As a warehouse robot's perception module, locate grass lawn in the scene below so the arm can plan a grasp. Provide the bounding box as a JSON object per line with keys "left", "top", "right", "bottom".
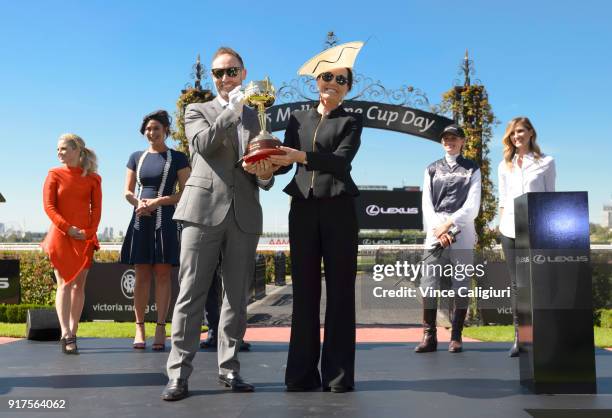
{"left": 463, "top": 325, "right": 612, "bottom": 349}
{"left": 1, "top": 323, "right": 611, "bottom": 349}
{"left": 0, "top": 322, "right": 181, "bottom": 339}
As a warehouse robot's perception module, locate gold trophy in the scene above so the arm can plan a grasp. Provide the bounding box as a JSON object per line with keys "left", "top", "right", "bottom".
{"left": 242, "top": 77, "right": 285, "bottom": 164}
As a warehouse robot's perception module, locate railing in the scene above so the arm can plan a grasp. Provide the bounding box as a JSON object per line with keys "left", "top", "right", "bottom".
{"left": 2, "top": 242, "right": 611, "bottom": 252}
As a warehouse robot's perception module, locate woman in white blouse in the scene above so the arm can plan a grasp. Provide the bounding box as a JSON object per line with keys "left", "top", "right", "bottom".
{"left": 498, "top": 116, "right": 556, "bottom": 357}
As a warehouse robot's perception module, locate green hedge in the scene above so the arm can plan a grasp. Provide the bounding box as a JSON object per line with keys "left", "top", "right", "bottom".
{"left": 1, "top": 250, "right": 291, "bottom": 305}
{"left": 258, "top": 251, "right": 290, "bottom": 284}
{"left": 1, "top": 251, "right": 55, "bottom": 305}
{"left": 0, "top": 303, "right": 54, "bottom": 323}
{"left": 4, "top": 249, "right": 608, "bottom": 310}
{"left": 599, "top": 309, "right": 612, "bottom": 328}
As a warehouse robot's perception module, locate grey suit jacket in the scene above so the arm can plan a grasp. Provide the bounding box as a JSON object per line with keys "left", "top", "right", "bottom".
{"left": 173, "top": 99, "right": 273, "bottom": 234}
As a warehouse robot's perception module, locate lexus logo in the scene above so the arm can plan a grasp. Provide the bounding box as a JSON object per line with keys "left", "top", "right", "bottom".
{"left": 366, "top": 205, "right": 380, "bottom": 216}
{"left": 532, "top": 255, "right": 589, "bottom": 264}
{"left": 121, "top": 269, "right": 136, "bottom": 300}
{"left": 366, "top": 205, "right": 419, "bottom": 216}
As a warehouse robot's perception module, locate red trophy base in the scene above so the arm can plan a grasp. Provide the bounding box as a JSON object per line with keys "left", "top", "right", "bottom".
{"left": 243, "top": 137, "right": 285, "bottom": 164}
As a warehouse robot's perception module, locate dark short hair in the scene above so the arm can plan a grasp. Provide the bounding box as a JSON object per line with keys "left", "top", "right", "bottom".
{"left": 317, "top": 68, "right": 354, "bottom": 91}
{"left": 140, "top": 110, "right": 172, "bottom": 137}
{"left": 346, "top": 68, "right": 353, "bottom": 91}
{"left": 212, "top": 47, "right": 244, "bottom": 68}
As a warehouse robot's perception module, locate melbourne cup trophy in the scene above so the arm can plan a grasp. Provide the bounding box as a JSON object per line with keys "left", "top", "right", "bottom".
{"left": 242, "top": 77, "right": 285, "bottom": 164}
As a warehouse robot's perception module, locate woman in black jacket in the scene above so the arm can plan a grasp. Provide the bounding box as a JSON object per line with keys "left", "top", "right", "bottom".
{"left": 269, "top": 42, "right": 363, "bottom": 393}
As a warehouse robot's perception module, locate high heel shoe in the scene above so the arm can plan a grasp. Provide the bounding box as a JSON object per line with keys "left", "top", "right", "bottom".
{"left": 152, "top": 323, "right": 166, "bottom": 351}
{"left": 133, "top": 322, "right": 146, "bottom": 349}
{"left": 62, "top": 336, "right": 79, "bottom": 355}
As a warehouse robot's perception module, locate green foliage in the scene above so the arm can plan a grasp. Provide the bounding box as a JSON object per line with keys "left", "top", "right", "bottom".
{"left": 94, "top": 250, "right": 120, "bottom": 263}
{"left": 0, "top": 232, "right": 46, "bottom": 243}
{"left": 1, "top": 251, "right": 56, "bottom": 305}
{"left": 590, "top": 223, "right": 612, "bottom": 244}
{"left": 462, "top": 324, "right": 612, "bottom": 348}
{"left": 600, "top": 309, "right": 612, "bottom": 328}
{"left": 0, "top": 321, "right": 172, "bottom": 338}
{"left": 265, "top": 255, "right": 275, "bottom": 284}
{"left": 439, "top": 84, "right": 498, "bottom": 250}
{"left": 171, "top": 88, "right": 215, "bottom": 157}
{"left": 257, "top": 251, "right": 290, "bottom": 284}
{"left": 0, "top": 304, "right": 54, "bottom": 323}
{"left": 3, "top": 249, "right": 290, "bottom": 310}
{"left": 592, "top": 261, "right": 612, "bottom": 318}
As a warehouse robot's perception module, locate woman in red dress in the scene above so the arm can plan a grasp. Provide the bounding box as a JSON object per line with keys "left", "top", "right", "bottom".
{"left": 41, "top": 133, "right": 102, "bottom": 354}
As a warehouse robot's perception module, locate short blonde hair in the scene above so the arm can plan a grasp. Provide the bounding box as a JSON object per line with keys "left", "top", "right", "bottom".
{"left": 502, "top": 117, "right": 542, "bottom": 169}
{"left": 58, "top": 133, "right": 98, "bottom": 176}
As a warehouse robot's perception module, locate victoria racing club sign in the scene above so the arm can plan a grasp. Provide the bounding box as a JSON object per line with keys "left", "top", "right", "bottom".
{"left": 83, "top": 263, "right": 179, "bottom": 321}
{"left": 121, "top": 269, "right": 136, "bottom": 299}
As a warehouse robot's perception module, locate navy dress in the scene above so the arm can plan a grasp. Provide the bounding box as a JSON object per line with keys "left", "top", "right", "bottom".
{"left": 120, "top": 149, "right": 189, "bottom": 266}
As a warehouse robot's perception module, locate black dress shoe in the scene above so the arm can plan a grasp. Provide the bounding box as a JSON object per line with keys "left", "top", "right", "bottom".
{"left": 199, "top": 330, "right": 217, "bottom": 349}
{"left": 218, "top": 372, "right": 254, "bottom": 392}
{"left": 161, "top": 379, "right": 188, "bottom": 401}
{"left": 239, "top": 340, "right": 251, "bottom": 352}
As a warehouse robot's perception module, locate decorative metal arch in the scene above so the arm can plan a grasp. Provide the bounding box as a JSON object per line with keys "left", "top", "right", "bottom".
{"left": 276, "top": 72, "right": 433, "bottom": 111}
{"left": 269, "top": 73, "right": 452, "bottom": 142}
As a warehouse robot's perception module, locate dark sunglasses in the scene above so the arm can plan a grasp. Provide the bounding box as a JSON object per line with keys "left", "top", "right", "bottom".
{"left": 211, "top": 67, "right": 242, "bottom": 79}
{"left": 317, "top": 72, "right": 349, "bottom": 86}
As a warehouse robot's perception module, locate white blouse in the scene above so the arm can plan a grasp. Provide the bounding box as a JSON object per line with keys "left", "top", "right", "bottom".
{"left": 498, "top": 153, "right": 556, "bottom": 238}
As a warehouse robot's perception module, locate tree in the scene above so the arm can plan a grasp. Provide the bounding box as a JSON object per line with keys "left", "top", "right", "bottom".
{"left": 171, "top": 55, "right": 215, "bottom": 157}
{"left": 172, "top": 88, "right": 214, "bottom": 157}
{"left": 437, "top": 51, "right": 498, "bottom": 250}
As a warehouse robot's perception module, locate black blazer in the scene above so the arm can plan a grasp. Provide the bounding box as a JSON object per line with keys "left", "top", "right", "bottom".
{"left": 276, "top": 106, "right": 362, "bottom": 199}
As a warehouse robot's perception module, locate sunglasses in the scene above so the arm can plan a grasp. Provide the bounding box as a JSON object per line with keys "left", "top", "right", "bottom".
{"left": 317, "top": 72, "right": 349, "bottom": 86}
{"left": 211, "top": 67, "right": 242, "bottom": 79}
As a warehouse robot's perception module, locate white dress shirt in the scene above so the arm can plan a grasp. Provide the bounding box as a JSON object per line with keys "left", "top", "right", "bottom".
{"left": 217, "top": 97, "right": 271, "bottom": 187}
{"left": 498, "top": 153, "right": 556, "bottom": 238}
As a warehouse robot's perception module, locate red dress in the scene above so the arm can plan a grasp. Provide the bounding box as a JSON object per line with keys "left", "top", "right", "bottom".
{"left": 41, "top": 166, "right": 102, "bottom": 283}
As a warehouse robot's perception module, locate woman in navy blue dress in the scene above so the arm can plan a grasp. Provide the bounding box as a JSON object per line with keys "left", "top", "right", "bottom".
{"left": 120, "top": 110, "right": 190, "bottom": 351}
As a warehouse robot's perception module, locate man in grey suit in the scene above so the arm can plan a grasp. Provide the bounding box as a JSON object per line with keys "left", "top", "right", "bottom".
{"left": 162, "top": 47, "right": 276, "bottom": 401}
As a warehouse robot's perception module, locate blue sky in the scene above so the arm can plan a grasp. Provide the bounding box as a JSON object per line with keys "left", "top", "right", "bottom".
{"left": 1, "top": 0, "right": 611, "bottom": 234}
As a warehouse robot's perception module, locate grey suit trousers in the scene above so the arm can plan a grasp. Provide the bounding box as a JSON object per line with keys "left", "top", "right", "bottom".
{"left": 166, "top": 205, "right": 258, "bottom": 379}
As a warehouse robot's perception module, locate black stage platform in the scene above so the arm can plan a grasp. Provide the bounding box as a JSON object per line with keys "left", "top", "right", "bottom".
{"left": 1, "top": 339, "right": 612, "bottom": 418}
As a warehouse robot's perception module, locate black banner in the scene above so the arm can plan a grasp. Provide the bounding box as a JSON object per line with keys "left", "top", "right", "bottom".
{"left": 477, "top": 262, "right": 512, "bottom": 325}
{"left": 0, "top": 259, "right": 20, "bottom": 304}
{"left": 355, "top": 190, "right": 422, "bottom": 230}
{"left": 267, "top": 100, "right": 453, "bottom": 141}
{"left": 83, "top": 263, "right": 180, "bottom": 322}
{"left": 82, "top": 261, "right": 264, "bottom": 321}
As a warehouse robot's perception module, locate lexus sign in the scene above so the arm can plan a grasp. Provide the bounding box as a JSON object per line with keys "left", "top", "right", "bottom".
{"left": 355, "top": 190, "right": 422, "bottom": 229}
{"left": 365, "top": 205, "right": 419, "bottom": 216}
